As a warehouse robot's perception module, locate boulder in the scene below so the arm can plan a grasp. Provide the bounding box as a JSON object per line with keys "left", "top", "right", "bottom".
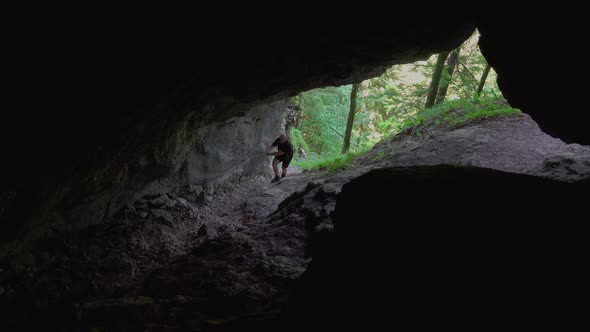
{"left": 150, "top": 209, "right": 174, "bottom": 224}
{"left": 286, "top": 166, "right": 590, "bottom": 331}
{"left": 175, "top": 197, "right": 189, "bottom": 209}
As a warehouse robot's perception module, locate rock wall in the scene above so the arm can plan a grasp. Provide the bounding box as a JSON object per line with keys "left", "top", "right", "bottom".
{"left": 477, "top": 9, "right": 590, "bottom": 144}
{"left": 108, "top": 99, "right": 286, "bottom": 217}
{"left": 360, "top": 113, "right": 590, "bottom": 182}
{"left": 180, "top": 101, "right": 284, "bottom": 186}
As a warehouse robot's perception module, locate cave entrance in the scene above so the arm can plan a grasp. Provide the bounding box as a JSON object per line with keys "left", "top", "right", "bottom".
{"left": 287, "top": 30, "right": 516, "bottom": 171}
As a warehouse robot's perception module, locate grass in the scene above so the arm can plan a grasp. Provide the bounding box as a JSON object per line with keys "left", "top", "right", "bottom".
{"left": 397, "top": 98, "right": 521, "bottom": 135}
{"left": 372, "top": 151, "right": 386, "bottom": 162}
{"left": 289, "top": 128, "right": 310, "bottom": 153}
{"left": 292, "top": 98, "right": 520, "bottom": 173}
{"left": 292, "top": 151, "right": 359, "bottom": 173}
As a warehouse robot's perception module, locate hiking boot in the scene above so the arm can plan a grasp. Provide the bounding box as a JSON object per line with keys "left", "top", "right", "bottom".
{"left": 271, "top": 176, "right": 281, "bottom": 183}
{"left": 281, "top": 173, "right": 286, "bottom": 179}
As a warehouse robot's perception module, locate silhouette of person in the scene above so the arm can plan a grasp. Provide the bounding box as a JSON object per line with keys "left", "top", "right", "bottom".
{"left": 266, "top": 133, "right": 294, "bottom": 183}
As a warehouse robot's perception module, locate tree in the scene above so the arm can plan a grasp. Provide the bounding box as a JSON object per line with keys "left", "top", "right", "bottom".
{"left": 342, "top": 83, "right": 360, "bottom": 154}
{"left": 477, "top": 63, "right": 492, "bottom": 95}
{"left": 425, "top": 51, "right": 450, "bottom": 108}
{"left": 356, "top": 123, "right": 364, "bottom": 150}
{"left": 284, "top": 105, "right": 301, "bottom": 139}
{"left": 292, "top": 85, "right": 351, "bottom": 155}
{"left": 435, "top": 47, "right": 461, "bottom": 105}
{"left": 291, "top": 29, "right": 504, "bottom": 158}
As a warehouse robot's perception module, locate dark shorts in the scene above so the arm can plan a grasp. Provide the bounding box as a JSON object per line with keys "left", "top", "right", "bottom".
{"left": 275, "top": 154, "right": 293, "bottom": 168}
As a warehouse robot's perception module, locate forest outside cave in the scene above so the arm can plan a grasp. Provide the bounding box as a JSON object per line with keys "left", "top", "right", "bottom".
{"left": 287, "top": 31, "right": 518, "bottom": 173}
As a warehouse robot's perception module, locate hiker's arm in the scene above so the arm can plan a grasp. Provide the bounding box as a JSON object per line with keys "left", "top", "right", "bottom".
{"left": 267, "top": 150, "right": 285, "bottom": 156}
{"left": 266, "top": 142, "right": 285, "bottom": 156}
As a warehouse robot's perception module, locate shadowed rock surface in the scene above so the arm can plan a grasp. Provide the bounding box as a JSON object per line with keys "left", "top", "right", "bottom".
{"left": 2, "top": 5, "right": 590, "bottom": 331}
{"left": 285, "top": 166, "right": 590, "bottom": 332}
{"left": 360, "top": 112, "right": 590, "bottom": 182}
{"left": 478, "top": 9, "right": 590, "bottom": 144}
{"left": 3, "top": 114, "right": 590, "bottom": 331}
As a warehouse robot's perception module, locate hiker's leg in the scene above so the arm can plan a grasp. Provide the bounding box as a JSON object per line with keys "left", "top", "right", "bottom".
{"left": 282, "top": 156, "right": 291, "bottom": 178}
{"left": 272, "top": 158, "right": 281, "bottom": 177}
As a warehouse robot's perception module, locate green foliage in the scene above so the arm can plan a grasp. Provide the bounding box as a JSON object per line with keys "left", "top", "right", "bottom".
{"left": 396, "top": 97, "right": 520, "bottom": 136}
{"left": 292, "top": 85, "right": 352, "bottom": 156}
{"left": 289, "top": 128, "right": 310, "bottom": 155}
{"left": 372, "top": 151, "right": 386, "bottom": 162}
{"left": 292, "top": 152, "right": 358, "bottom": 173}
{"left": 366, "top": 30, "right": 503, "bottom": 137}
{"left": 289, "top": 30, "right": 510, "bottom": 164}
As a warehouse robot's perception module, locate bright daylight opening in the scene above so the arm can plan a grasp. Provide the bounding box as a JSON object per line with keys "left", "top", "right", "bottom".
{"left": 287, "top": 31, "right": 519, "bottom": 172}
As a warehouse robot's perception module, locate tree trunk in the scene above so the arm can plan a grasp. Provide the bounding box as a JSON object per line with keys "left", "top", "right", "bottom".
{"left": 294, "top": 95, "right": 304, "bottom": 129}
{"left": 425, "top": 52, "right": 450, "bottom": 109}
{"left": 477, "top": 63, "right": 492, "bottom": 95}
{"left": 294, "top": 109, "right": 303, "bottom": 129}
{"left": 355, "top": 123, "right": 364, "bottom": 151}
{"left": 285, "top": 106, "right": 297, "bottom": 139}
{"left": 342, "top": 83, "right": 360, "bottom": 154}
{"left": 435, "top": 47, "right": 460, "bottom": 105}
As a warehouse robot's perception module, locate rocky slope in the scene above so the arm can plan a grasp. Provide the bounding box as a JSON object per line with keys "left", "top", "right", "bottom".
{"left": 359, "top": 112, "right": 590, "bottom": 182}
{"left": 282, "top": 113, "right": 590, "bottom": 331}
{"left": 3, "top": 113, "right": 590, "bottom": 331}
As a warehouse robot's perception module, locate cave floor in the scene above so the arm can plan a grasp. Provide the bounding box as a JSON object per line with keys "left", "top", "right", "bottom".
{"left": 95, "top": 112, "right": 590, "bottom": 331}
{"left": 4, "top": 113, "right": 590, "bottom": 331}
{"left": 68, "top": 164, "right": 329, "bottom": 331}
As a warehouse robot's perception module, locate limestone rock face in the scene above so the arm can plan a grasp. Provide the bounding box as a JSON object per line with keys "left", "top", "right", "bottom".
{"left": 360, "top": 113, "right": 590, "bottom": 182}
{"left": 107, "top": 99, "right": 285, "bottom": 218}
{"left": 180, "top": 100, "right": 284, "bottom": 186}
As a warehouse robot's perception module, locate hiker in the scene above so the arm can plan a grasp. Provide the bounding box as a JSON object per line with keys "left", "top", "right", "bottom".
{"left": 266, "top": 133, "right": 294, "bottom": 183}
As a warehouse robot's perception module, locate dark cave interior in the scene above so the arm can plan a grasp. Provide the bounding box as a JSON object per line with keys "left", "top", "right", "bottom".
{"left": 1, "top": 3, "right": 589, "bottom": 331}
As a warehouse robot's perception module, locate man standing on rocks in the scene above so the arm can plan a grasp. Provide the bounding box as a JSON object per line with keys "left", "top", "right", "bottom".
{"left": 266, "top": 133, "right": 294, "bottom": 183}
